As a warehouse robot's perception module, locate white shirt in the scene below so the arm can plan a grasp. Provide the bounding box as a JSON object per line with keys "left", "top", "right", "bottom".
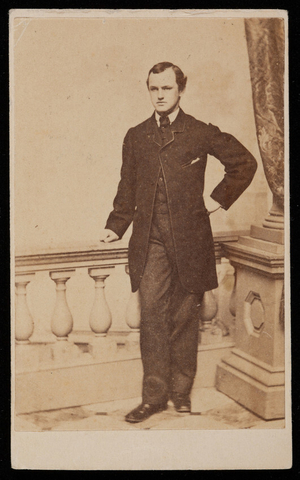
{"left": 155, "top": 108, "right": 180, "bottom": 127}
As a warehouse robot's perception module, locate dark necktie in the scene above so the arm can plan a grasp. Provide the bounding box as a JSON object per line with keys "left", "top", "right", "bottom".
{"left": 159, "top": 115, "right": 170, "bottom": 145}
{"left": 159, "top": 115, "right": 170, "bottom": 128}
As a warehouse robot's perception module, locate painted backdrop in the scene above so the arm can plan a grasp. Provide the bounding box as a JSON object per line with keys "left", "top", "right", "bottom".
{"left": 13, "top": 16, "right": 270, "bottom": 253}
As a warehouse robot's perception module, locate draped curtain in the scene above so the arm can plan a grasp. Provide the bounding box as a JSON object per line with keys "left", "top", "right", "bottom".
{"left": 244, "top": 18, "right": 285, "bottom": 212}
{"left": 245, "top": 18, "right": 285, "bottom": 326}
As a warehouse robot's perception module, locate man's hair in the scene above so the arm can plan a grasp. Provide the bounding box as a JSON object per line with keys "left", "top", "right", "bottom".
{"left": 146, "top": 62, "right": 187, "bottom": 92}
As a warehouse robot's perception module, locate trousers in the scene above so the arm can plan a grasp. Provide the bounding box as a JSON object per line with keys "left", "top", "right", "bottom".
{"left": 139, "top": 210, "right": 203, "bottom": 405}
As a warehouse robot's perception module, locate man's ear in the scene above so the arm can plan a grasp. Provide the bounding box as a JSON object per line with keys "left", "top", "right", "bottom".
{"left": 179, "top": 87, "right": 186, "bottom": 97}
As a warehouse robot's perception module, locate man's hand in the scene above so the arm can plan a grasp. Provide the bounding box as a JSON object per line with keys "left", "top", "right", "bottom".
{"left": 204, "top": 196, "right": 222, "bottom": 214}
{"left": 99, "top": 229, "right": 120, "bottom": 243}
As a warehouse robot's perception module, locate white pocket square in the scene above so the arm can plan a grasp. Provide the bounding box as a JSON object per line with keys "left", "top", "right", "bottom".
{"left": 190, "top": 157, "right": 201, "bottom": 165}
{"left": 182, "top": 157, "right": 201, "bottom": 168}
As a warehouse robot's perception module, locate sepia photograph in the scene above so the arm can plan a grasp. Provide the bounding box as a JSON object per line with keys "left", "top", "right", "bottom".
{"left": 10, "top": 9, "right": 291, "bottom": 470}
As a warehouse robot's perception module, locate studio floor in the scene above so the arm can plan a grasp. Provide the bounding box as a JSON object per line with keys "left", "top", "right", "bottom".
{"left": 14, "top": 386, "right": 285, "bottom": 432}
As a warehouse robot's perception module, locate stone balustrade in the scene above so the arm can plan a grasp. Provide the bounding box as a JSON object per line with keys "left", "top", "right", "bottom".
{"left": 14, "top": 232, "right": 246, "bottom": 368}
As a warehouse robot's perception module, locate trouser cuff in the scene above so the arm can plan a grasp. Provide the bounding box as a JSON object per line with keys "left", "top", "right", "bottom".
{"left": 142, "top": 375, "right": 169, "bottom": 404}
{"left": 171, "top": 373, "right": 195, "bottom": 395}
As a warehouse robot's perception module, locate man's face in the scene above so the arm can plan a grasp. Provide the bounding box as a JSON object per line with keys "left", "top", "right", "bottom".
{"left": 148, "top": 68, "right": 182, "bottom": 115}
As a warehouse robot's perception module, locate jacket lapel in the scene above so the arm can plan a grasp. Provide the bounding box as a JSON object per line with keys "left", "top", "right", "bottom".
{"left": 146, "top": 108, "right": 186, "bottom": 149}
{"left": 145, "top": 113, "right": 161, "bottom": 146}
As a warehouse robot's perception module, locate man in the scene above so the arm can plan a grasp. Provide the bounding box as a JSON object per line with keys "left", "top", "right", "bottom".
{"left": 100, "top": 62, "right": 257, "bottom": 423}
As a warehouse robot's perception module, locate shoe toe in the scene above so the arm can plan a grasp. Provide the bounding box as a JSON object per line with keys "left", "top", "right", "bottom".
{"left": 176, "top": 403, "right": 191, "bottom": 413}
{"left": 172, "top": 394, "right": 191, "bottom": 413}
{"left": 125, "top": 403, "right": 167, "bottom": 423}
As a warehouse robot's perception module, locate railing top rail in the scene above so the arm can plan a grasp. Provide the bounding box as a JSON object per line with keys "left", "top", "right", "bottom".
{"left": 15, "top": 239, "right": 129, "bottom": 257}
{"left": 14, "top": 230, "right": 249, "bottom": 272}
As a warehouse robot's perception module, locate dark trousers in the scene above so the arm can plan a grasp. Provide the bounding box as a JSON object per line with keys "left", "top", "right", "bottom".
{"left": 139, "top": 211, "right": 203, "bottom": 405}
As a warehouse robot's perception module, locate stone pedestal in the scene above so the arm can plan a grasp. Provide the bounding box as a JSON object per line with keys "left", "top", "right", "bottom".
{"left": 216, "top": 225, "right": 285, "bottom": 420}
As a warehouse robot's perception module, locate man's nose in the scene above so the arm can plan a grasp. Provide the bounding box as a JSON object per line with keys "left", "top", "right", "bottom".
{"left": 158, "top": 89, "right": 164, "bottom": 99}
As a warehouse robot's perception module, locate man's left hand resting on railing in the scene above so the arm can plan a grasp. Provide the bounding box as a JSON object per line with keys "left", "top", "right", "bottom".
{"left": 99, "top": 229, "right": 120, "bottom": 243}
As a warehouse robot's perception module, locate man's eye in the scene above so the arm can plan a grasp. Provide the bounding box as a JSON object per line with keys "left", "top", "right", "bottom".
{"left": 163, "top": 87, "right": 172, "bottom": 90}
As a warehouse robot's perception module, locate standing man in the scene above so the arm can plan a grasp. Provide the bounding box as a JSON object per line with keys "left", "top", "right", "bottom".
{"left": 100, "top": 62, "right": 257, "bottom": 423}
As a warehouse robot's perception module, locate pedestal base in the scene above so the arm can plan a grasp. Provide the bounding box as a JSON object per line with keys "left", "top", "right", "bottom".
{"left": 216, "top": 348, "right": 284, "bottom": 420}
{"left": 219, "top": 227, "right": 285, "bottom": 420}
{"left": 250, "top": 224, "right": 284, "bottom": 245}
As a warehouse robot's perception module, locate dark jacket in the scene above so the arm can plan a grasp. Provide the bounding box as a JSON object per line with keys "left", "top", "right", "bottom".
{"left": 105, "top": 108, "right": 257, "bottom": 293}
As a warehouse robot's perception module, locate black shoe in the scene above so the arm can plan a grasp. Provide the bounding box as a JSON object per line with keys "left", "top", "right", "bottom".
{"left": 171, "top": 393, "right": 191, "bottom": 413}
{"left": 125, "top": 402, "right": 168, "bottom": 423}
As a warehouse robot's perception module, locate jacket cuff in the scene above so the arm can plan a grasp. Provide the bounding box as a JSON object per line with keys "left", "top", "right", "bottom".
{"left": 210, "top": 192, "right": 227, "bottom": 210}
{"left": 104, "top": 221, "right": 125, "bottom": 240}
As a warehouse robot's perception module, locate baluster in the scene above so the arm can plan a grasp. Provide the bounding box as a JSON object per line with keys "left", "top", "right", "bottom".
{"left": 15, "top": 272, "right": 41, "bottom": 372}
{"left": 88, "top": 266, "right": 116, "bottom": 358}
{"left": 124, "top": 264, "right": 141, "bottom": 351}
{"left": 199, "top": 290, "right": 222, "bottom": 344}
{"left": 49, "top": 270, "right": 75, "bottom": 340}
{"left": 15, "top": 273, "right": 35, "bottom": 344}
{"left": 199, "top": 290, "right": 218, "bottom": 330}
{"left": 212, "top": 259, "right": 231, "bottom": 337}
{"left": 49, "top": 269, "right": 79, "bottom": 361}
{"left": 228, "top": 266, "right": 237, "bottom": 339}
{"left": 229, "top": 266, "right": 237, "bottom": 318}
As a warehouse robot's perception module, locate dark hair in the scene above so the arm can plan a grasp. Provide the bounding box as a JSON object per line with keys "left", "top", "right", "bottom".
{"left": 146, "top": 62, "right": 187, "bottom": 92}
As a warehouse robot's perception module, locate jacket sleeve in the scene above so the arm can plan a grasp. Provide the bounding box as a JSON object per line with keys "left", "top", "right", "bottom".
{"left": 105, "top": 128, "right": 137, "bottom": 238}
{"left": 207, "top": 123, "right": 258, "bottom": 210}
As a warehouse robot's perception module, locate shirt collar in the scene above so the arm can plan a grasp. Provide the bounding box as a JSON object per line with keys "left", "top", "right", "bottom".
{"left": 155, "top": 108, "right": 180, "bottom": 126}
